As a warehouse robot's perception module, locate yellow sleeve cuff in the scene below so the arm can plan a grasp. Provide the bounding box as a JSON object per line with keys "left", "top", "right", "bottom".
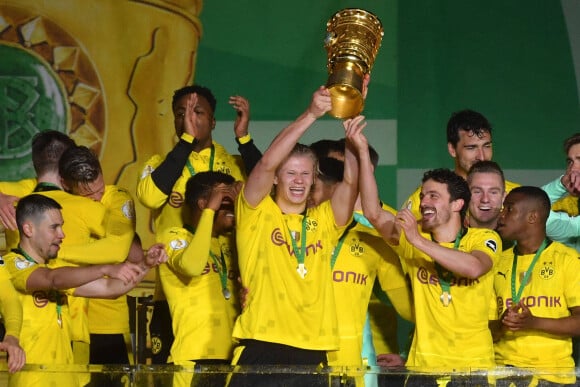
{"left": 181, "top": 133, "right": 195, "bottom": 143}
{"left": 236, "top": 134, "right": 252, "bottom": 145}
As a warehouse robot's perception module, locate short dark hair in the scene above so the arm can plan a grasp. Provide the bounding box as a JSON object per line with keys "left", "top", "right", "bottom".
{"left": 16, "top": 194, "right": 62, "bottom": 234}
{"left": 31, "top": 130, "right": 76, "bottom": 176}
{"left": 172, "top": 85, "right": 217, "bottom": 113}
{"left": 422, "top": 168, "right": 471, "bottom": 221}
{"left": 317, "top": 157, "right": 344, "bottom": 184}
{"left": 185, "top": 171, "right": 236, "bottom": 208}
{"left": 446, "top": 109, "right": 492, "bottom": 147}
{"left": 59, "top": 145, "right": 102, "bottom": 189}
{"left": 563, "top": 133, "right": 580, "bottom": 155}
{"left": 509, "top": 186, "right": 551, "bottom": 223}
{"left": 310, "top": 139, "right": 345, "bottom": 160}
{"left": 309, "top": 137, "right": 379, "bottom": 167}
{"left": 466, "top": 160, "right": 505, "bottom": 188}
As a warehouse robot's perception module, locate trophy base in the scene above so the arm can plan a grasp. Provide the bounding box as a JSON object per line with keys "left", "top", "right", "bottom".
{"left": 327, "top": 85, "right": 364, "bottom": 119}
{"left": 326, "top": 60, "right": 365, "bottom": 119}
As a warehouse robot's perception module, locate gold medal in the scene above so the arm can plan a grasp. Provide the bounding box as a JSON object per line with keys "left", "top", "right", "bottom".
{"left": 57, "top": 314, "right": 63, "bottom": 328}
{"left": 297, "top": 263, "right": 308, "bottom": 279}
{"left": 440, "top": 291, "right": 452, "bottom": 307}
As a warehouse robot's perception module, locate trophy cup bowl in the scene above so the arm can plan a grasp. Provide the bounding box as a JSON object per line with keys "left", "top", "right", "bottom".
{"left": 324, "top": 8, "right": 384, "bottom": 119}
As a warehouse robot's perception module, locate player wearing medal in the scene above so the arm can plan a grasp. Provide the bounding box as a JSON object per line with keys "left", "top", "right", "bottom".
{"left": 137, "top": 85, "right": 256, "bottom": 364}
{"left": 403, "top": 110, "right": 519, "bottom": 220}
{"left": 352, "top": 124, "right": 500, "bottom": 383}
{"left": 308, "top": 139, "right": 413, "bottom": 385}
{"left": 229, "top": 87, "right": 359, "bottom": 387}
{"left": 157, "top": 171, "right": 240, "bottom": 387}
{"left": 492, "top": 186, "right": 580, "bottom": 386}
{"left": 4, "top": 194, "right": 166, "bottom": 387}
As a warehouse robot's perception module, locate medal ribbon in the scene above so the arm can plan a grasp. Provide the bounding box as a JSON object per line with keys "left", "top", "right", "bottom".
{"left": 186, "top": 145, "right": 215, "bottom": 176}
{"left": 184, "top": 224, "right": 230, "bottom": 299}
{"left": 286, "top": 213, "right": 308, "bottom": 277}
{"left": 330, "top": 219, "right": 358, "bottom": 270}
{"left": 432, "top": 229, "right": 464, "bottom": 301}
{"left": 511, "top": 238, "right": 548, "bottom": 304}
{"left": 209, "top": 248, "right": 230, "bottom": 299}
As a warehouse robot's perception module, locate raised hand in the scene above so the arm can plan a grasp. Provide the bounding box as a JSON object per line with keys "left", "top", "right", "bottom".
{"left": 562, "top": 168, "right": 580, "bottom": 196}
{"left": 307, "top": 86, "right": 332, "bottom": 119}
{"left": 184, "top": 93, "right": 201, "bottom": 138}
{"left": 395, "top": 209, "right": 421, "bottom": 245}
{"left": 0, "top": 192, "right": 19, "bottom": 230}
{"left": 206, "top": 185, "right": 238, "bottom": 212}
{"left": 344, "top": 115, "right": 368, "bottom": 153}
{"left": 229, "top": 96, "right": 251, "bottom": 138}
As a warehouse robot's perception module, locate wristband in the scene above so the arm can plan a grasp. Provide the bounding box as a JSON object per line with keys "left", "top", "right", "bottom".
{"left": 235, "top": 134, "right": 252, "bottom": 145}
{"left": 181, "top": 133, "right": 195, "bottom": 144}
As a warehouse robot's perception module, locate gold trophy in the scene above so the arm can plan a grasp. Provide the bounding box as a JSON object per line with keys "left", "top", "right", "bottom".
{"left": 324, "top": 8, "right": 384, "bottom": 119}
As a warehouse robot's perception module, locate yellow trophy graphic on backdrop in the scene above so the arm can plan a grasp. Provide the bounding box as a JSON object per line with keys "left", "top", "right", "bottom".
{"left": 324, "top": 8, "right": 384, "bottom": 119}
{"left": 0, "top": 0, "right": 202, "bottom": 246}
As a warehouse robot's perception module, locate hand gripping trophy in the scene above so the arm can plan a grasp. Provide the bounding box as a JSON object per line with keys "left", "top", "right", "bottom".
{"left": 324, "top": 8, "right": 384, "bottom": 119}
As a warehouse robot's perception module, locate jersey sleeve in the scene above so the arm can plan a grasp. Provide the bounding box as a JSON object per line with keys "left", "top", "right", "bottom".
{"left": 165, "top": 210, "right": 215, "bottom": 277}
{"left": 0, "top": 179, "right": 37, "bottom": 196}
{"left": 58, "top": 189, "right": 135, "bottom": 265}
{"left": 469, "top": 229, "right": 502, "bottom": 261}
{"left": 0, "top": 263, "right": 22, "bottom": 338}
{"left": 542, "top": 176, "right": 568, "bottom": 204}
{"left": 137, "top": 135, "right": 196, "bottom": 209}
{"left": 136, "top": 154, "right": 168, "bottom": 209}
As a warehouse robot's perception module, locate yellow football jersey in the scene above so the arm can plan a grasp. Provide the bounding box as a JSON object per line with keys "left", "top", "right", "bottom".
{"left": 493, "top": 241, "right": 580, "bottom": 384}
{"left": 136, "top": 141, "right": 245, "bottom": 234}
{"left": 0, "top": 262, "right": 22, "bottom": 339}
{"left": 83, "top": 186, "right": 135, "bottom": 336}
{"left": 327, "top": 216, "right": 409, "bottom": 367}
{"left": 40, "top": 189, "right": 106, "bottom": 347}
{"left": 0, "top": 178, "right": 37, "bottom": 251}
{"left": 394, "top": 227, "right": 501, "bottom": 369}
{"left": 233, "top": 192, "right": 345, "bottom": 351}
{"left": 158, "top": 220, "right": 240, "bottom": 362}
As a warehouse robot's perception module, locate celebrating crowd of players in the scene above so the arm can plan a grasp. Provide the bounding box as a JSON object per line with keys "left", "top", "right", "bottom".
{"left": 0, "top": 80, "right": 580, "bottom": 387}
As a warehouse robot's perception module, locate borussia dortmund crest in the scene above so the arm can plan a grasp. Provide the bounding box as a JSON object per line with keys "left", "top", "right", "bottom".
{"left": 349, "top": 238, "right": 364, "bottom": 257}
{"left": 539, "top": 261, "right": 555, "bottom": 280}
{"left": 306, "top": 218, "right": 318, "bottom": 232}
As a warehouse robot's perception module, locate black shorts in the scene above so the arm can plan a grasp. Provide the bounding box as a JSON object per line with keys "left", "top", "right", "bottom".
{"left": 227, "top": 339, "right": 329, "bottom": 387}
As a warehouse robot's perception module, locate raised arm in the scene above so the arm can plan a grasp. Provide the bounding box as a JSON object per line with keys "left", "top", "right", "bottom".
{"left": 243, "top": 87, "right": 331, "bottom": 207}
{"left": 230, "top": 95, "right": 262, "bottom": 175}
{"left": 137, "top": 93, "right": 203, "bottom": 207}
{"left": 347, "top": 119, "right": 398, "bottom": 242}
{"left": 330, "top": 117, "right": 362, "bottom": 227}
